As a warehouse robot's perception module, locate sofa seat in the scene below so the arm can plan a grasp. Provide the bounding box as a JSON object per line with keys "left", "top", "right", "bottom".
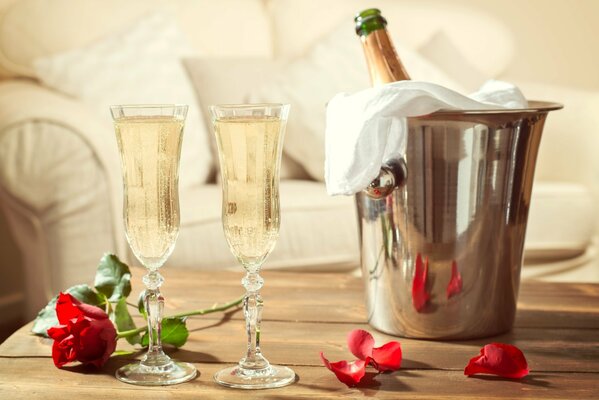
{"left": 521, "top": 181, "right": 597, "bottom": 282}
{"left": 525, "top": 182, "right": 595, "bottom": 262}
{"left": 166, "top": 180, "right": 360, "bottom": 272}
{"left": 165, "top": 180, "right": 596, "bottom": 276}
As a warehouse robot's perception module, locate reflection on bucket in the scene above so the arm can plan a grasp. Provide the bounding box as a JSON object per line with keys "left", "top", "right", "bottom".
{"left": 356, "top": 101, "right": 562, "bottom": 339}
{"left": 411, "top": 254, "right": 430, "bottom": 312}
{"left": 446, "top": 261, "right": 462, "bottom": 299}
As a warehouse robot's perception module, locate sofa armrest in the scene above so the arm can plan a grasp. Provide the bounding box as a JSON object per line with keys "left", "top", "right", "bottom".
{"left": 519, "top": 81, "right": 599, "bottom": 189}
{"left": 517, "top": 81, "right": 599, "bottom": 279}
{"left": 0, "top": 80, "right": 125, "bottom": 316}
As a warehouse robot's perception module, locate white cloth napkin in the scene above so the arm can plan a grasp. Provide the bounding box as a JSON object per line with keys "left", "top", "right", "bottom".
{"left": 325, "top": 80, "right": 527, "bottom": 196}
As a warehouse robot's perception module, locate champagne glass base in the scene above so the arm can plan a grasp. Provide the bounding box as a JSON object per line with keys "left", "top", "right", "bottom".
{"left": 116, "top": 361, "right": 197, "bottom": 386}
{"left": 214, "top": 365, "right": 295, "bottom": 389}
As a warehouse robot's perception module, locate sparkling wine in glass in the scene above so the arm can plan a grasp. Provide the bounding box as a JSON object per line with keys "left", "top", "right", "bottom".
{"left": 211, "top": 104, "right": 295, "bottom": 389}
{"left": 111, "top": 104, "right": 197, "bottom": 385}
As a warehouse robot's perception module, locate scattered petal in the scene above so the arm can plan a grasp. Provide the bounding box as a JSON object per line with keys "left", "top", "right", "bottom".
{"left": 412, "top": 254, "right": 430, "bottom": 311}
{"left": 446, "top": 260, "right": 463, "bottom": 299}
{"left": 322, "top": 329, "right": 403, "bottom": 385}
{"left": 464, "top": 343, "right": 530, "bottom": 379}
{"left": 371, "top": 341, "right": 402, "bottom": 372}
{"left": 320, "top": 352, "right": 368, "bottom": 387}
{"left": 347, "top": 329, "right": 374, "bottom": 360}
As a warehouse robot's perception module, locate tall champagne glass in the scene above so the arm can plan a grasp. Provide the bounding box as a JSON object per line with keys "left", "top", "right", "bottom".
{"left": 111, "top": 105, "right": 197, "bottom": 385}
{"left": 211, "top": 104, "right": 295, "bottom": 389}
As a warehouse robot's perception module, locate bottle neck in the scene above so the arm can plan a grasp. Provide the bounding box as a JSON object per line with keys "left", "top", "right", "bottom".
{"left": 360, "top": 28, "right": 411, "bottom": 86}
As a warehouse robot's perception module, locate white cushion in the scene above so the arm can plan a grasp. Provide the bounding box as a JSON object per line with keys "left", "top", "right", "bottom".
{"left": 33, "top": 12, "right": 212, "bottom": 190}
{"left": 183, "top": 57, "right": 309, "bottom": 180}
{"left": 0, "top": 0, "right": 271, "bottom": 78}
{"left": 418, "top": 31, "right": 488, "bottom": 92}
{"left": 248, "top": 23, "right": 466, "bottom": 181}
{"left": 167, "top": 180, "right": 360, "bottom": 271}
{"left": 267, "top": 0, "right": 514, "bottom": 78}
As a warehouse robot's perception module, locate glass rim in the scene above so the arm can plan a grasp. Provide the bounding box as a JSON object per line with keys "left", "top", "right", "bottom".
{"left": 210, "top": 103, "right": 289, "bottom": 110}
{"left": 110, "top": 104, "right": 188, "bottom": 110}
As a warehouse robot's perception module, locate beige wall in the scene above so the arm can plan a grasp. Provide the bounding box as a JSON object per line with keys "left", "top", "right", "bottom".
{"left": 452, "top": 0, "right": 599, "bottom": 90}
{"left": 0, "top": 0, "right": 596, "bottom": 89}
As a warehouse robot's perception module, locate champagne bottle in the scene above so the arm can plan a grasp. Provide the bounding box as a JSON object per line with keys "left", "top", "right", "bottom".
{"left": 355, "top": 8, "right": 409, "bottom": 198}
{"left": 355, "top": 8, "right": 410, "bottom": 86}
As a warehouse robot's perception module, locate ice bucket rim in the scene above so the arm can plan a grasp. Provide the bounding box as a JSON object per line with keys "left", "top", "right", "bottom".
{"left": 416, "top": 100, "right": 562, "bottom": 118}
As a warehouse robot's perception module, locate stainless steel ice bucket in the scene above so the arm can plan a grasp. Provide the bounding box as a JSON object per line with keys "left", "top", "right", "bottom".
{"left": 356, "top": 101, "right": 562, "bottom": 339}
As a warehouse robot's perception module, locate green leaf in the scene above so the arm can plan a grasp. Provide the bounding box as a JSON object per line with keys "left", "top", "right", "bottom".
{"left": 31, "top": 284, "right": 102, "bottom": 337}
{"left": 113, "top": 298, "right": 140, "bottom": 345}
{"left": 161, "top": 317, "right": 189, "bottom": 347}
{"left": 94, "top": 253, "right": 132, "bottom": 302}
{"left": 140, "top": 317, "right": 188, "bottom": 348}
{"left": 69, "top": 285, "right": 103, "bottom": 306}
{"left": 137, "top": 290, "right": 147, "bottom": 319}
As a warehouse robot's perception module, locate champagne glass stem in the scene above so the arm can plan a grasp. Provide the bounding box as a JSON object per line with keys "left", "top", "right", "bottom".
{"left": 241, "top": 271, "right": 268, "bottom": 370}
{"left": 112, "top": 104, "right": 196, "bottom": 385}
{"left": 142, "top": 271, "right": 168, "bottom": 366}
{"left": 212, "top": 103, "right": 294, "bottom": 388}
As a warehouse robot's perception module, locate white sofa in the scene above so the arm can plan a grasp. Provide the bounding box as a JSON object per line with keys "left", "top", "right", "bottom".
{"left": 0, "top": 0, "right": 597, "bottom": 319}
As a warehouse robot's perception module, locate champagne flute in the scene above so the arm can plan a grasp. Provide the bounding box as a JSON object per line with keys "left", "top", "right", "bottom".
{"left": 111, "top": 104, "right": 197, "bottom": 385}
{"left": 211, "top": 104, "right": 295, "bottom": 389}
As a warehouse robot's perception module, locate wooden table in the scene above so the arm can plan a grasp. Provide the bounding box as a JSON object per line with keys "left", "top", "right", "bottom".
{"left": 1, "top": 267, "right": 598, "bottom": 399}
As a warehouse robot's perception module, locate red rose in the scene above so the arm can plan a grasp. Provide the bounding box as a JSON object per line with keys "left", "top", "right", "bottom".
{"left": 47, "top": 293, "right": 117, "bottom": 368}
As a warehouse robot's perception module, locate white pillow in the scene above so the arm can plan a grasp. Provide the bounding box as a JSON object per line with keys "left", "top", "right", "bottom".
{"left": 183, "top": 57, "right": 309, "bottom": 181}
{"left": 33, "top": 12, "right": 212, "bottom": 191}
{"left": 418, "top": 31, "right": 488, "bottom": 92}
{"left": 248, "top": 22, "right": 466, "bottom": 181}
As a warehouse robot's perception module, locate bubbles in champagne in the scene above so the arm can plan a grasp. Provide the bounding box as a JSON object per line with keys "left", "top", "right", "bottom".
{"left": 115, "top": 116, "right": 183, "bottom": 269}
{"left": 214, "top": 116, "right": 283, "bottom": 270}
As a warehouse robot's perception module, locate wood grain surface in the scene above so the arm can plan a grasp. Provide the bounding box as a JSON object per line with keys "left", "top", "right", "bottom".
{"left": 1, "top": 267, "right": 598, "bottom": 399}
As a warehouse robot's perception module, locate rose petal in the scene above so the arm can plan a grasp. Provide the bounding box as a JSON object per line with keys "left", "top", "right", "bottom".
{"left": 371, "top": 341, "right": 402, "bottom": 372}
{"left": 71, "top": 317, "right": 116, "bottom": 368}
{"left": 464, "top": 343, "right": 530, "bottom": 379}
{"left": 56, "top": 293, "right": 110, "bottom": 325}
{"left": 55, "top": 293, "right": 85, "bottom": 324}
{"left": 320, "top": 352, "right": 368, "bottom": 387}
{"left": 77, "top": 302, "right": 111, "bottom": 320}
{"left": 96, "top": 325, "right": 118, "bottom": 367}
{"left": 412, "top": 254, "right": 430, "bottom": 312}
{"left": 446, "top": 260, "right": 463, "bottom": 299}
{"left": 77, "top": 318, "right": 117, "bottom": 368}
{"left": 51, "top": 334, "right": 77, "bottom": 368}
{"left": 47, "top": 324, "right": 70, "bottom": 342}
{"left": 347, "top": 329, "right": 374, "bottom": 360}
